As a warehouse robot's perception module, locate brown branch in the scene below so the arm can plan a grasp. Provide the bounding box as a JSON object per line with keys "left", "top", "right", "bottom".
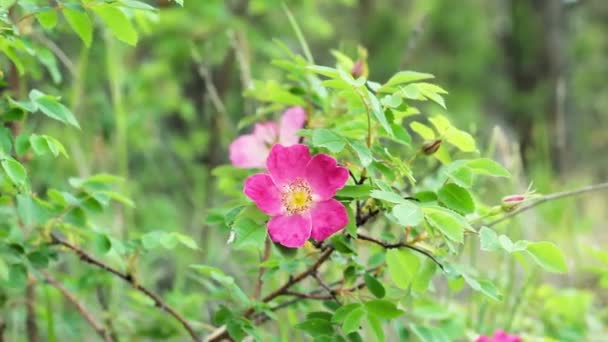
{"left": 485, "top": 181, "right": 608, "bottom": 228}
{"left": 312, "top": 272, "right": 341, "bottom": 304}
{"left": 357, "top": 233, "right": 444, "bottom": 270}
{"left": 41, "top": 271, "right": 112, "bottom": 342}
{"left": 50, "top": 233, "right": 200, "bottom": 342}
{"left": 282, "top": 291, "right": 333, "bottom": 300}
{"left": 207, "top": 248, "right": 335, "bottom": 341}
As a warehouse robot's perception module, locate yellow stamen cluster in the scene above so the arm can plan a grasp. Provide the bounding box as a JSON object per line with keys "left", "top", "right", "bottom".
{"left": 282, "top": 179, "right": 313, "bottom": 214}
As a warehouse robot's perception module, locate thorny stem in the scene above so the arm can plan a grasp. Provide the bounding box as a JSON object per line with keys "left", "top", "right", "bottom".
{"left": 50, "top": 233, "right": 200, "bottom": 342}
{"left": 484, "top": 181, "right": 608, "bottom": 228}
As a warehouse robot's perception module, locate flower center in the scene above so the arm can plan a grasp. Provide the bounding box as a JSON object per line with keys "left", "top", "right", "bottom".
{"left": 282, "top": 179, "right": 313, "bottom": 214}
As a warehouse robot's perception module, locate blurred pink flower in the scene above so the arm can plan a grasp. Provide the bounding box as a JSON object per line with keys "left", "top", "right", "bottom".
{"left": 229, "top": 107, "right": 307, "bottom": 168}
{"left": 476, "top": 330, "right": 522, "bottom": 342}
{"left": 243, "top": 144, "right": 349, "bottom": 248}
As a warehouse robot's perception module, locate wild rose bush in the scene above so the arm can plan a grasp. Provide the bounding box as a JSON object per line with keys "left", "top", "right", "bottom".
{"left": 1, "top": 1, "right": 578, "bottom": 341}
{"left": 206, "top": 48, "right": 565, "bottom": 341}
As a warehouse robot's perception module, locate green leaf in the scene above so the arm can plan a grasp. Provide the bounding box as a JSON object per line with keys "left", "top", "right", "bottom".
{"left": 392, "top": 202, "right": 424, "bottom": 226}
{"left": 364, "top": 299, "right": 404, "bottom": 319}
{"left": 417, "top": 83, "right": 447, "bottom": 109}
{"left": 295, "top": 318, "right": 334, "bottom": 337}
{"left": 29, "top": 90, "right": 80, "bottom": 128}
{"left": 410, "top": 122, "right": 435, "bottom": 140}
{"left": 14, "top": 135, "right": 30, "bottom": 156}
{"left": 1, "top": 157, "right": 27, "bottom": 187}
{"left": 173, "top": 233, "right": 199, "bottom": 250}
{"left": 336, "top": 185, "right": 373, "bottom": 198}
{"left": 306, "top": 65, "right": 339, "bottom": 78}
{"left": 8, "top": 263, "right": 27, "bottom": 288}
{"left": 0, "top": 126, "right": 12, "bottom": 156}
{"left": 525, "top": 241, "right": 567, "bottom": 273}
{"left": 423, "top": 207, "right": 470, "bottom": 243}
{"left": 479, "top": 227, "right": 500, "bottom": 252}
{"left": 349, "top": 140, "right": 373, "bottom": 167}
{"left": 462, "top": 274, "right": 503, "bottom": 301}
{"left": 412, "top": 259, "right": 437, "bottom": 293}
{"left": 93, "top": 4, "right": 138, "bottom": 46}
{"left": 8, "top": 97, "right": 36, "bottom": 112}
{"left": 345, "top": 206, "right": 357, "bottom": 237}
{"left": 36, "top": 10, "right": 57, "bottom": 29}
{"left": 386, "top": 248, "right": 420, "bottom": 289}
{"left": 232, "top": 218, "right": 266, "bottom": 250}
{"left": 383, "top": 71, "right": 434, "bottom": 88}
{"left": 333, "top": 303, "right": 362, "bottom": 323}
{"left": 390, "top": 123, "right": 411, "bottom": 145}
{"left": 29, "top": 134, "right": 68, "bottom": 158}
{"left": 312, "top": 129, "right": 346, "bottom": 153}
{"left": 466, "top": 159, "right": 511, "bottom": 178}
{"left": 364, "top": 273, "right": 385, "bottom": 298}
{"left": 370, "top": 190, "right": 406, "bottom": 204}
{"left": 437, "top": 183, "right": 475, "bottom": 214}
{"left": 63, "top": 8, "right": 93, "bottom": 47}
{"left": 342, "top": 307, "right": 365, "bottom": 334}
{"left": 367, "top": 90, "right": 393, "bottom": 136}
{"left": 367, "top": 314, "right": 385, "bottom": 342}
{"left": 446, "top": 130, "right": 476, "bottom": 152}
{"left": 443, "top": 161, "right": 474, "bottom": 188}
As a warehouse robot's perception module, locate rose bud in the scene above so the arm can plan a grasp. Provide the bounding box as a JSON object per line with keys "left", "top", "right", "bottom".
{"left": 351, "top": 59, "right": 366, "bottom": 79}
{"left": 422, "top": 139, "right": 442, "bottom": 155}
{"left": 501, "top": 194, "right": 526, "bottom": 212}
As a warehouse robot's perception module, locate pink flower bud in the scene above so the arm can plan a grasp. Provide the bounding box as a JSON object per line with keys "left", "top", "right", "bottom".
{"left": 502, "top": 194, "right": 526, "bottom": 203}
{"left": 501, "top": 194, "right": 526, "bottom": 212}
{"left": 422, "top": 140, "right": 442, "bottom": 155}
{"left": 351, "top": 60, "right": 365, "bottom": 79}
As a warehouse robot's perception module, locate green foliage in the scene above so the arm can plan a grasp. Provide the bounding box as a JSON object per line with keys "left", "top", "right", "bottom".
{"left": 0, "top": 0, "right": 602, "bottom": 341}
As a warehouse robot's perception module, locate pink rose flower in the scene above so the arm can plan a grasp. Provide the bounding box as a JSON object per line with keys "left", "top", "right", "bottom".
{"left": 229, "top": 107, "right": 307, "bottom": 168}
{"left": 243, "top": 144, "right": 350, "bottom": 248}
{"left": 476, "top": 330, "right": 522, "bottom": 342}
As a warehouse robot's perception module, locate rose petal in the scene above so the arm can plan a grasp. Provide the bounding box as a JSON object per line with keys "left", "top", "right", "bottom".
{"left": 474, "top": 337, "right": 491, "bottom": 342}
{"left": 266, "top": 144, "right": 311, "bottom": 187}
{"left": 310, "top": 199, "right": 348, "bottom": 241}
{"left": 253, "top": 122, "right": 279, "bottom": 144}
{"left": 267, "top": 214, "right": 312, "bottom": 248}
{"left": 305, "top": 154, "right": 349, "bottom": 200}
{"left": 229, "top": 134, "right": 269, "bottom": 169}
{"left": 243, "top": 174, "right": 283, "bottom": 215}
{"left": 279, "top": 107, "right": 307, "bottom": 145}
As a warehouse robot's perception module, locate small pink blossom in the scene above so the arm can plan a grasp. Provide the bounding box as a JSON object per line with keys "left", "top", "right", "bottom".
{"left": 243, "top": 144, "right": 349, "bottom": 248}
{"left": 502, "top": 194, "right": 526, "bottom": 203}
{"left": 229, "top": 107, "right": 307, "bottom": 168}
{"left": 476, "top": 330, "right": 522, "bottom": 342}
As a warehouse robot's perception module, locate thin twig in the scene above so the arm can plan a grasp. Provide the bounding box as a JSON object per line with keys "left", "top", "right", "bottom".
{"left": 282, "top": 291, "right": 332, "bottom": 300}
{"left": 485, "top": 181, "right": 608, "bottom": 228}
{"left": 41, "top": 271, "right": 112, "bottom": 342}
{"left": 357, "top": 233, "right": 444, "bottom": 270}
{"left": 50, "top": 233, "right": 200, "bottom": 342}
{"left": 312, "top": 272, "right": 341, "bottom": 304}
{"left": 253, "top": 238, "right": 272, "bottom": 300}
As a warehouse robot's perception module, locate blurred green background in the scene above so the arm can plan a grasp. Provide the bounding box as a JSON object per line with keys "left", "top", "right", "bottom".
{"left": 2, "top": 0, "right": 608, "bottom": 340}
